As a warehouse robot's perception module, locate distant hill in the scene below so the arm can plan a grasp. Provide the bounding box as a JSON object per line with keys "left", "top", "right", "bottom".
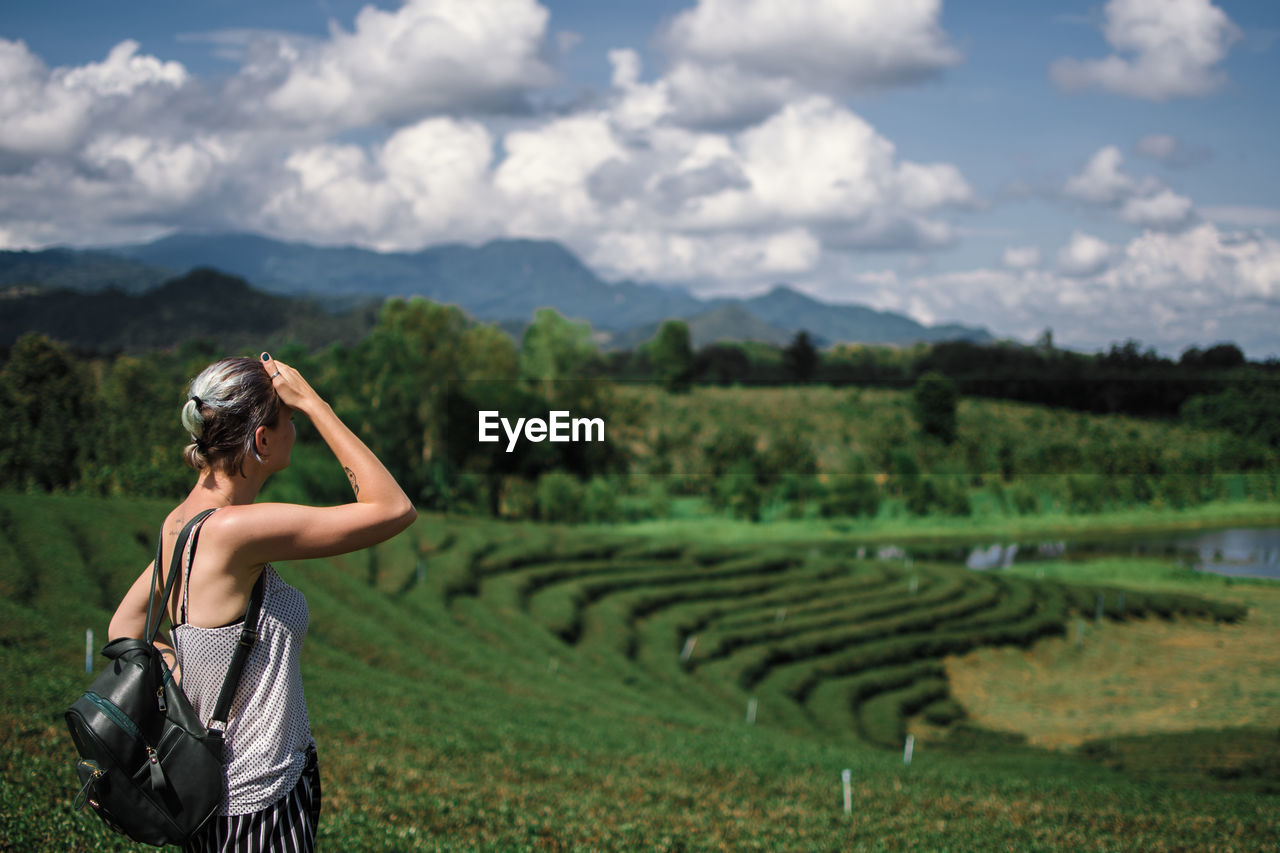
{"left": 0, "top": 268, "right": 376, "bottom": 353}
{"left": 610, "top": 303, "right": 794, "bottom": 350}
{"left": 0, "top": 248, "right": 171, "bottom": 294}
{"left": 121, "top": 233, "right": 706, "bottom": 331}
{"left": 741, "top": 285, "right": 990, "bottom": 346}
{"left": 11, "top": 232, "right": 993, "bottom": 349}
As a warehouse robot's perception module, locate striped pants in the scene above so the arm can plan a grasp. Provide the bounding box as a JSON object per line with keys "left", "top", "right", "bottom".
{"left": 184, "top": 747, "right": 322, "bottom": 853}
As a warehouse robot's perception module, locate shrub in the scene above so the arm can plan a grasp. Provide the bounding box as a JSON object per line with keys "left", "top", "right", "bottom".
{"left": 1009, "top": 483, "right": 1040, "bottom": 515}
{"left": 820, "top": 476, "right": 882, "bottom": 518}
{"left": 583, "top": 476, "right": 621, "bottom": 523}
{"left": 905, "top": 477, "right": 971, "bottom": 517}
{"left": 535, "top": 471, "right": 583, "bottom": 522}
{"left": 1066, "top": 474, "right": 1109, "bottom": 514}
{"left": 912, "top": 371, "right": 959, "bottom": 444}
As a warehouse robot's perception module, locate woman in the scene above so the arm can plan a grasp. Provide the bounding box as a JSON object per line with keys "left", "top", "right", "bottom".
{"left": 108, "top": 353, "right": 416, "bottom": 852}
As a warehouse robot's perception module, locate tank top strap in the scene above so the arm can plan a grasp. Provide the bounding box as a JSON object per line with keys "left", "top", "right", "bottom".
{"left": 177, "top": 508, "right": 219, "bottom": 627}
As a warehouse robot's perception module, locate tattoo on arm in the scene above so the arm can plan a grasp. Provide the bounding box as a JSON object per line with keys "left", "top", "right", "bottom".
{"left": 345, "top": 467, "right": 360, "bottom": 498}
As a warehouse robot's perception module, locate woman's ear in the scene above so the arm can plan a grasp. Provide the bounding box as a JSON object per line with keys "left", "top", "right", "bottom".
{"left": 254, "top": 424, "right": 271, "bottom": 458}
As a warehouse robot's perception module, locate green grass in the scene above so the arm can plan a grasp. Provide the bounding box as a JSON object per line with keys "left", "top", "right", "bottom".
{"left": 605, "top": 497, "right": 1280, "bottom": 546}
{"left": 3, "top": 491, "right": 1278, "bottom": 851}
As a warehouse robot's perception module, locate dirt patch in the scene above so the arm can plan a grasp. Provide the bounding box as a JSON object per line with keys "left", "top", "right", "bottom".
{"left": 945, "top": 587, "right": 1280, "bottom": 749}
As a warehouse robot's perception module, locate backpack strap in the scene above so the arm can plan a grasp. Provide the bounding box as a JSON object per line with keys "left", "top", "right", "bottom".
{"left": 205, "top": 572, "right": 265, "bottom": 755}
{"left": 144, "top": 507, "right": 266, "bottom": 755}
{"left": 145, "top": 509, "right": 218, "bottom": 645}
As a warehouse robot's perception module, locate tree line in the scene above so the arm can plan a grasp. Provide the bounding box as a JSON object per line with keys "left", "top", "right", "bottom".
{"left": 2, "top": 301, "right": 1277, "bottom": 523}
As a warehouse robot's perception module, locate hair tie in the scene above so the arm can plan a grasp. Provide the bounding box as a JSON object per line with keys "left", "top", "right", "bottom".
{"left": 191, "top": 395, "right": 203, "bottom": 408}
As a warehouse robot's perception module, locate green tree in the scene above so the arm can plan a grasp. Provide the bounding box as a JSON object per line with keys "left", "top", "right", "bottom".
{"left": 911, "top": 371, "right": 959, "bottom": 444}
{"left": 345, "top": 298, "right": 469, "bottom": 504}
{"left": 0, "top": 333, "right": 92, "bottom": 490}
{"left": 519, "top": 308, "right": 598, "bottom": 399}
{"left": 643, "top": 320, "right": 693, "bottom": 392}
{"left": 81, "top": 352, "right": 190, "bottom": 497}
{"left": 782, "top": 331, "right": 819, "bottom": 382}
{"left": 536, "top": 470, "right": 585, "bottom": 523}
{"left": 820, "top": 476, "right": 881, "bottom": 518}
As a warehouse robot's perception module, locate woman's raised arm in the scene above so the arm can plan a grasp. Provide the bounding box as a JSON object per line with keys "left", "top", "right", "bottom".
{"left": 220, "top": 354, "right": 416, "bottom": 565}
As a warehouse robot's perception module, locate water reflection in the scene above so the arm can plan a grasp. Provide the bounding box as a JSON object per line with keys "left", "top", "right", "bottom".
{"left": 895, "top": 528, "right": 1280, "bottom": 579}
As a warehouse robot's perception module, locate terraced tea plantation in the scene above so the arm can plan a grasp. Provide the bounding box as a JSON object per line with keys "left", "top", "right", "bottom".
{"left": 461, "top": 528, "right": 1244, "bottom": 750}
{"left": 2, "top": 492, "right": 1275, "bottom": 850}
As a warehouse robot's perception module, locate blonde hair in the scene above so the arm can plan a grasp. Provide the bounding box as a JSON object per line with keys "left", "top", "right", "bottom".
{"left": 182, "top": 357, "right": 281, "bottom": 475}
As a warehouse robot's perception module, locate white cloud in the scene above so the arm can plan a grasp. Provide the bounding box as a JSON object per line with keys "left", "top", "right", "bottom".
{"left": 1063, "top": 145, "right": 1147, "bottom": 204}
{"left": 1058, "top": 231, "right": 1115, "bottom": 276}
{"left": 62, "top": 40, "right": 188, "bottom": 97}
{"left": 614, "top": 0, "right": 962, "bottom": 130}
{"left": 257, "top": 117, "right": 500, "bottom": 249}
{"left": 1063, "top": 144, "right": 1196, "bottom": 230}
{"left": 589, "top": 227, "right": 820, "bottom": 284}
{"left": 670, "top": 97, "right": 973, "bottom": 239}
{"left": 665, "top": 0, "right": 960, "bottom": 94}
{"left": 1002, "top": 246, "right": 1042, "bottom": 269}
{"left": 494, "top": 114, "right": 629, "bottom": 237}
{"left": 1051, "top": 0, "right": 1241, "bottom": 100}
{"left": 82, "top": 133, "right": 234, "bottom": 208}
{"left": 836, "top": 224, "right": 1280, "bottom": 356}
{"left": 260, "top": 0, "right": 554, "bottom": 128}
{"left": 0, "top": 38, "right": 188, "bottom": 155}
{"left": 1101, "top": 223, "right": 1280, "bottom": 301}
{"left": 1119, "top": 187, "right": 1195, "bottom": 229}
{"left": 664, "top": 60, "right": 806, "bottom": 129}
{"left": 608, "top": 48, "right": 805, "bottom": 130}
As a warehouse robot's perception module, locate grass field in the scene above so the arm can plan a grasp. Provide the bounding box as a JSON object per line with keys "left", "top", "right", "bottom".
{"left": 2, "top": 491, "right": 1278, "bottom": 851}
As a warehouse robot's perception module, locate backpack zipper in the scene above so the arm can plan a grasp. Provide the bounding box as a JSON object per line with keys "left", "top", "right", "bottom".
{"left": 84, "top": 692, "right": 147, "bottom": 746}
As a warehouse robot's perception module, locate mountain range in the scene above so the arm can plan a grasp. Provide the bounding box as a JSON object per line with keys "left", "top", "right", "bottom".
{"left": 1, "top": 232, "right": 991, "bottom": 349}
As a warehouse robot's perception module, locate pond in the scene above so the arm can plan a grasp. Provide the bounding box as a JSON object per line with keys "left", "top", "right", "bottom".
{"left": 894, "top": 527, "right": 1280, "bottom": 580}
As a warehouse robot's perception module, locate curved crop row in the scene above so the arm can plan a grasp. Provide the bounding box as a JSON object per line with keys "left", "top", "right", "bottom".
{"left": 672, "top": 562, "right": 898, "bottom": 639}
{"left": 856, "top": 677, "right": 952, "bottom": 747}
{"left": 710, "top": 566, "right": 940, "bottom": 633}
{"left": 723, "top": 574, "right": 1005, "bottom": 690}
{"left": 692, "top": 569, "right": 971, "bottom": 666}
{"left": 776, "top": 583, "right": 1070, "bottom": 704}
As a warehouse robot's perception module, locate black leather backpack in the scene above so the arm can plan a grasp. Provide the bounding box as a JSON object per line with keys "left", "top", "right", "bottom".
{"left": 65, "top": 509, "right": 264, "bottom": 846}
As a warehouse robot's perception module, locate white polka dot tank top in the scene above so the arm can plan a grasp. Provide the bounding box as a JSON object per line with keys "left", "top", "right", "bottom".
{"left": 170, "top": 513, "right": 314, "bottom": 816}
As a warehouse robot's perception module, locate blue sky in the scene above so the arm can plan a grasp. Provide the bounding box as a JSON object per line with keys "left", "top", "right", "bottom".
{"left": 2, "top": 0, "right": 1278, "bottom": 356}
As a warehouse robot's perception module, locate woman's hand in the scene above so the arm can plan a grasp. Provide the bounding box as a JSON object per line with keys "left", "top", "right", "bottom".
{"left": 261, "top": 353, "right": 324, "bottom": 415}
{"left": 226, "top": 350, "right": 415, "bottom": 567}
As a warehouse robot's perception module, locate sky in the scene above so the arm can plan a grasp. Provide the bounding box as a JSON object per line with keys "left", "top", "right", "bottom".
{"left": 2, "top": 0, "right": 1279, "bottom": 357}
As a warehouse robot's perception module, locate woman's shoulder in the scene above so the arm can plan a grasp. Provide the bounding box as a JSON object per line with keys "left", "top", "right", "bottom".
{"left": 201, "top": 502, "right": 317, "bottom": 556}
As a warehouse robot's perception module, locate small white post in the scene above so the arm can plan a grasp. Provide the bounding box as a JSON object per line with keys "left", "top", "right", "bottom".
{"left": 903, "top": 735, "right": 915, "bottom": 766}
{"left": 85, "top": 629, "right": 93, "bottom": 673}
{"left": 746, "top": 697, "right": 757, "bottom": 725}
{"left": 909, "top": 576, "right": 918, "bottom": 594}
{"left": 841, "top": 768, "right": 852, "bottom": 816}
{"left": 775, "top": 608, "right": 787, "bottom": 622}
{"left": 1075, "top": 618, "right": 1085, "bottom": 648}
{"left": 680, "top": 635, "right": 698, "bottom": 663}
{"left": 548, "top": 657, "right": 559, "bottom": 675}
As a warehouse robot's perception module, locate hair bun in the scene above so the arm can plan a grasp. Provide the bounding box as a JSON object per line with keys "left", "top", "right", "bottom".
{"left": 181, "top": 396, "right": 205, "bottom": 436}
